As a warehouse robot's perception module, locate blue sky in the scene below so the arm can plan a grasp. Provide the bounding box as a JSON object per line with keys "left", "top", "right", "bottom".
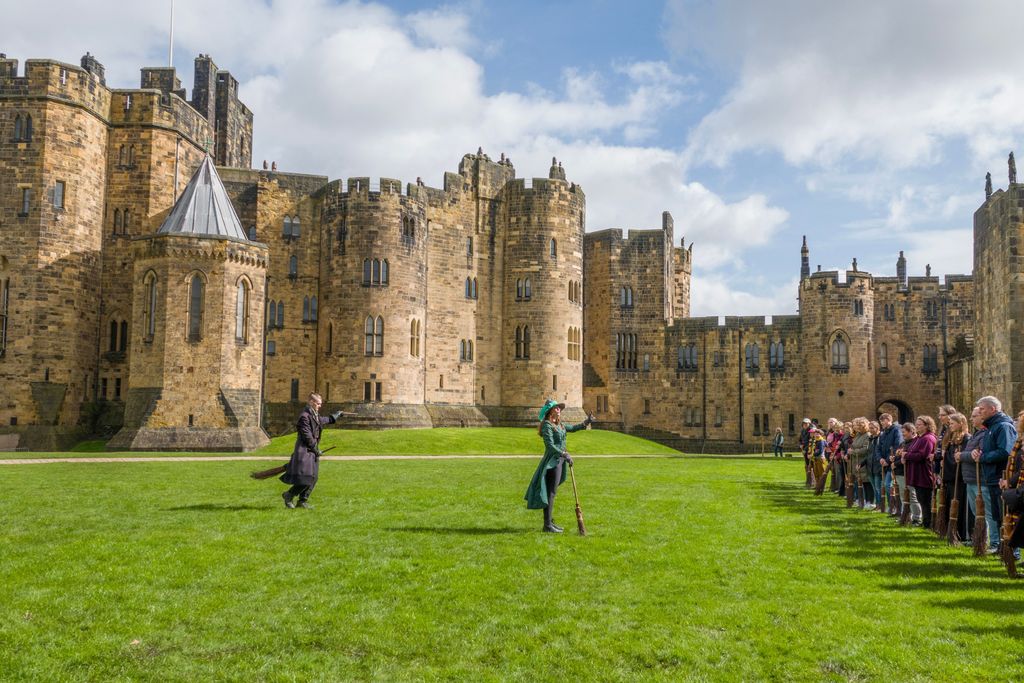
{"left": 10, "top": 0, "right": 1015, "bottom": 315}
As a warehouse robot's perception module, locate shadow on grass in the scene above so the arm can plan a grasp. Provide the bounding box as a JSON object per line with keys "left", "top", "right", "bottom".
{"left": 754, "top": 480, "right": 1019, "bottom": 587}
{"left": 385, "top": 526, "right": 532, "bottom": 535}
{"left": 165, "top": 503, "right": 273, "bottom": 512}
{"left": 937, "top": 597, "right": 1024, "bottom": 615}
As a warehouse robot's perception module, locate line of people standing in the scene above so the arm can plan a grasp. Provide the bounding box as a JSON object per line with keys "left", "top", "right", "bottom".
{"left": 799, "top": 396, "right": 1024, "bottom": 561}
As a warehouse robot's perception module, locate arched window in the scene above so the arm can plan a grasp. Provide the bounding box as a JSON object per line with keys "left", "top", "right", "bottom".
{"left": 118, "top": 144, "right": 126, "bottom": 165}
{"left": 123, "top": 209, "right": 130, "bottom": 232}
{"left": 745, "top": 343, "right": 760, "bottom": 369}
{"left": 524, "top": 278, "right": 532, "bottom": 300}
{"left": 549, "top": 238, "right": 557, "bottom": 259}
{"left": 291, "top": 216, "right": 300, "bottom": 237}
{"left": 364, "top": 316, "right": 375, "bottom": 355}
{"left": 235, "top": 280, "right": 249, "bottom": 342}
{"left": 277, "top": 301, "right": 284, "bottom": 328}
{"left": 523, "top": 325, "right": 531, "bottom": 358}
{"left": 629, "top": 333, "right": 637, "bottom": 369}
{"left": 381, "top": 259, "right": 389, "bottom": 285}
{"left": 617, "top": 333, "right": 624, "bottom": 369}
{"left": 187, "top": 274, "right": 204, "bottom": 342}
{"left": 109, "top": 320, "right": 118, "bottom": 352}
{"left": 13, "top": 114, "right": 22, "bottom": 141}
{"left": 24, "top": 115, "right": 32, "bottom": 141}
{"left": 677, "top": 345, "right": 685, "bottom": 370}
{"left": 831, "top": 334, "right": 849, "bottom": 368}
{"left": 880, "top": 342, "right": 888, "bottom": 369}
{"left": 128, "top": 145, "right": 135, "bottom": 165}
{"left": 302, "top": 296, "right": 310, "bottom": 323}
{"left": 289, "top": 255, "right": 298, "bottom": 278}
{"left": 568, "top": 282, "right": 574, "bottom": 302}
{"left": 472, "top": 278, "right": 478, "bottom": 299}
{"left": 465, "top": 277, "right": 472, "bottom": 299}
{"left": 643, "top": 353, "right": 650, "bottom": 371}
{"left": 119, "top": 320, "right": 128, "bottom": 352}
{"left": 621, "top": 287, "right": 627, "bottom": 306}
{"left": 144, "top": 271, "right": 157, "bottom": 339}
{"left": 372, "top": 259, "right": 381, "bottom": 284}
{"left": 311, "top": 296, "right": 318, "bottom": 322}
{"left": 374, "top": 315, "right": 384, "bottom": 355}
{"left": 268, "top": 301, "right": 277, "bottom": 330}
{"left": 515, "top": 326, "right": 523, "bottom": 359}
{"left": 363, "top": 259, "right": 371, "bottom": 285}
{"left": 283, "top": 216, "right": 292, "bottom": 237}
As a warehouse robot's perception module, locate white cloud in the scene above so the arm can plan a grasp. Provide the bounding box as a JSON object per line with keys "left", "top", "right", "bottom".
{"left": 5, "top": 0, "right": 794, "bottom": 308}
{"left": 667, "top": 0, "right": 1024, "bottom": 173}
{"left": 691, "top": 275, "right": 799, "bottom": 317}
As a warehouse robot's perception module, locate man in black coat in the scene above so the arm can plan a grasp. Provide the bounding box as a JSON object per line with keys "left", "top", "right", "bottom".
{"left": 281, "top": 393, "right": 341, "bottom": 509}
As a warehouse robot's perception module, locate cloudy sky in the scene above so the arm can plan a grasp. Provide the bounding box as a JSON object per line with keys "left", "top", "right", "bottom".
{"left": 8, "top": 0, "right": 1014, "bottom": 315}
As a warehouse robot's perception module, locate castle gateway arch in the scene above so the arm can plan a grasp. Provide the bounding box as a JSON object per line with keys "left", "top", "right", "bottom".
{"left": 877, "top": 399, "right": 913, "bottom": 425}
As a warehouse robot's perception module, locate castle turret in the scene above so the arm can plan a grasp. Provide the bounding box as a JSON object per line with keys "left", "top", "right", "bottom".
{"left": 897, "top": 250, "right": 907, "bottom": 289}
{"left": 800, "top": 235, "right": 810, "bottom": 280}
{"left": 109, "top": 157, "right": 269, "bottom": 450}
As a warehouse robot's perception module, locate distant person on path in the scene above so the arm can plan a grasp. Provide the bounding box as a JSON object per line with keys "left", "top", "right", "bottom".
{"left": 773, "top": 428, "right": 784, "bottom": 457}
{"left": 280, "top": 393, "right": 342, "bottom": 509}
{"left": 525, "top": 399, "right": 593, "bottom": 533}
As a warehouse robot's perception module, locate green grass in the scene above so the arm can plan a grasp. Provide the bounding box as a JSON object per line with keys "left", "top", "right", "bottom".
{"left": 22, "top": 427, "right": 681, "bottom": 458}
{"left": 1, "top": 455, "right": 1019, "bottom": 681}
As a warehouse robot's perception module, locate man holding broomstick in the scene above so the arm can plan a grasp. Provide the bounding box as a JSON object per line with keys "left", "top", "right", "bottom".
{"left": 279, "top": 392, "right": 351, "bottom": 509}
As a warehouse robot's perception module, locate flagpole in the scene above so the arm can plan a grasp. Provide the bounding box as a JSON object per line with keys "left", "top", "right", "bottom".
{"left": 168, "top": 0, "right": 175, "bottom": 68}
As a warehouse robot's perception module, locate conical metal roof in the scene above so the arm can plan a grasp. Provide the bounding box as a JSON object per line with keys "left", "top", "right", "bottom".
{"left": 157, "top": 156, "right": 248, "bottom": 240}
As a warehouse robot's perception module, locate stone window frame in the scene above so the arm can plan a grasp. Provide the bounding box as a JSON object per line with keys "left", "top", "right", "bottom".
{"left": 301, "top": 295, "right": 319, "bottom": 324}
{"left": 616, "top": 332, "right": 637, "bottom": 370}
{"left": 678, "top": 343, "right": 698, "bottom": 371}
{"left": 922, "top": 343, "right": 940, "bottom": 374}
{"left": 266, "top": 339, "right": 276, "bottom": 356}
{"left": 362, "top": 258, "right": 390, "bottom": 287}
{"left": 364, "top": 315, "right": 384, "bottom": 356}
{"left": 828, "top": 330, "right": 850, "bottom": 371}
{"left": 0, "top": 274, "right": 9, "bottom": 358}
{"left": 12, "top": 113, "right": 32, "bottom": 142}
{"left": 325, "top": 322, "right": 333, "bottom": 356}
{"left": 52, "top": 180, "right": 66, "bottom": 211}
{"left": 363, "top": 380, "right": 383, "bottom": 402}
{"left": 459, "top": 339, "right": 474, "bottom": 362}
{"left": 290, "top": 378, "right": 299, "bottom": 402}
{"left": 184, "top": 270, "right": 208, "bottom": 344}
{"left": 769, "top": 341, "right": 785, "bottom": 370}
{"left": 549, "top": 238, "right": 557, "bottom": 260}
{"left": 288, "top": 254, "right": 298, "bottom": 279}
{"left": 879, "top": 342, "right": 888, "bottom": 370}
{"left": 620, "top": 286, "right": 634, "bottom": 308}
{"left": 567, "top": 326, "right": 581, "bottom": 361}
{"left": 142, "top": 270, "right": 158, "bottom": 342}
{"left": 465, "top": 277, "right": 478, "bottom": 300}
{"left": 515, "top": 325, "right": 531, "bottom": 360}
{"left": 409, "top": 319, "right": 421, "bottom": 357}
{"left": 744, "top": 342, "right": 760, "bottom": 371}
{"left": 18, "top": 188, "right": 30, "bottom": 217}
{"left": 235, "top": 275, "right": 252, "bottom": 344}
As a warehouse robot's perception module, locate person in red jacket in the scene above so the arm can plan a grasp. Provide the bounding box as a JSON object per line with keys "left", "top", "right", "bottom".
{"left": 902, "top": 415, "right": 938, "bottom": 528}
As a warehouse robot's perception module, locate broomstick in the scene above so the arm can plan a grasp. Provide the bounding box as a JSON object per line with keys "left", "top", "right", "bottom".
{"left": 933, "top": 456, "right": 945, "bottom": 536}
{"left": 1000, "top": 441, "right": 1021, "bottom": 577}
{"left": 845, "top": 452, "right": 856, "bottom": 509}
{"left": 898, "top": 449, "right": 911, "bottom": 526}
{"left": 250, "top": 446, "right": 336, "bottom": 480}
{"left": 879, "top": 461, "right": 888, "bottom": 514}
{"left": 888, "top": 450, "right": 900, "bottom": 518}
{"left": 947, "top": 460, "right": 962, "bottom": 546}
{"left": 814, "top": 457, "right": 833, "bottom": 495}
{"left": 973, "top": 457, "right": 988, "bottom": 557}
{"left": 568, "top": 460, "right": 586, "bottom": 536}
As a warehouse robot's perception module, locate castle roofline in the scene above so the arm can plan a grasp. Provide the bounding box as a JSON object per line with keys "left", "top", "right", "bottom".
{"left": 157, "top": 156, "right": 249, "bottom": 241}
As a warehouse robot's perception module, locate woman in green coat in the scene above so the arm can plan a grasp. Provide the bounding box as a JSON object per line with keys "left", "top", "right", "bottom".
{"left": 525, "top": 399, "right": 593, "bottom": 533}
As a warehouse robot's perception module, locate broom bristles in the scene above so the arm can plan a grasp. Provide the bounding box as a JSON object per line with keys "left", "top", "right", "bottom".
{"left": 935, "top": 486, "right": 948, "bottom": 537}
{"left": 575, "top": 504, "right": 587, "bottom": 536}
{"left": 1001, "top": 542, "right": 1018, "bottom": 578}
{"left": 250, "top": 464, "right": 287, "bottom": 480}
{"left": 947, "top": 497, "right": 960, "bottom": 546}
{"left": 973, "top": 494, "right": 988, "bottom": 556}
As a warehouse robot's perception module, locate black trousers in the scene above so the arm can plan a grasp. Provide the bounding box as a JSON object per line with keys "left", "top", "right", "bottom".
{"left": 543, "top": 459, "right": 564, "bottom": 526}
{"left": 286, "top": 481, "right": 316, "bottom": 501}
{"left": 915, "top": 486, "right": 933, "bottom": 528}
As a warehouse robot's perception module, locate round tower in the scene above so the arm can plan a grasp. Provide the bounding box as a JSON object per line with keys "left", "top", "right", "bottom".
{"left": 109, "top": 157, "right": 270, "bottom": 451}
{"left": 319, "top": 178, "right": 430, "bottom": 427}
{"left": 799, "top": 260, "right": 876, "bottom": 422}
{"left": 498, "top": 159, "right": 586, "bottom": 419}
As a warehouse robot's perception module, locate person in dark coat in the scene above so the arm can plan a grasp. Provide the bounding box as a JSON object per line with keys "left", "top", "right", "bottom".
{"left": 972, "top": 396, "right": 1018, "bottom": 551}
{"left": 876, "top": 413, "right": 903, "bottom": 516}
{"left": 281, "top": 393, "right": 341, "bottom": 509}
{"left": 525, "top": 399, "right": 593, "bottom": 533}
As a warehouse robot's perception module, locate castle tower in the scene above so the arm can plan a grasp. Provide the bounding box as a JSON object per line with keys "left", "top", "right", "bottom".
{"left": 109, "top": 157, "right": 269, "bottom": 450}
{"left": 896, "top": 250, "right": 907, "bottom": 290}
{"left": 317, "top": 177, "right": 431, "bottom": 426}
{"left": 499, "top": 163, "right": 585, "bottom": 415}
{"left": 799, "top": 266, "right": 876, "bottom": 421}
{"left": 0, "top": 55, "right": 112, "bottom": 449}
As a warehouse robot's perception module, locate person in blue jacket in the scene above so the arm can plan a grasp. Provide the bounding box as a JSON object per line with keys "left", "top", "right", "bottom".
{"left": 971, "top": 395, "right": 1018, "bottom": 552}
{"left": 525, "top": 399, "right": 594, "bottom": 533}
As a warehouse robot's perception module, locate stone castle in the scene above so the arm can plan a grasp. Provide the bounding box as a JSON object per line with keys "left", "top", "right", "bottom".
{"left": 0, "top": 52, "right": 1013, "bottom": 451}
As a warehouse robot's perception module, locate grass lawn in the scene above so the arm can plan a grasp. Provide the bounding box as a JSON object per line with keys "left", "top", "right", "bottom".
{"left": 35, "top": 427, "right": 681, "bottom": 458}
{"left": 1, "top": 455, "right": 1020, "bottom": 681}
